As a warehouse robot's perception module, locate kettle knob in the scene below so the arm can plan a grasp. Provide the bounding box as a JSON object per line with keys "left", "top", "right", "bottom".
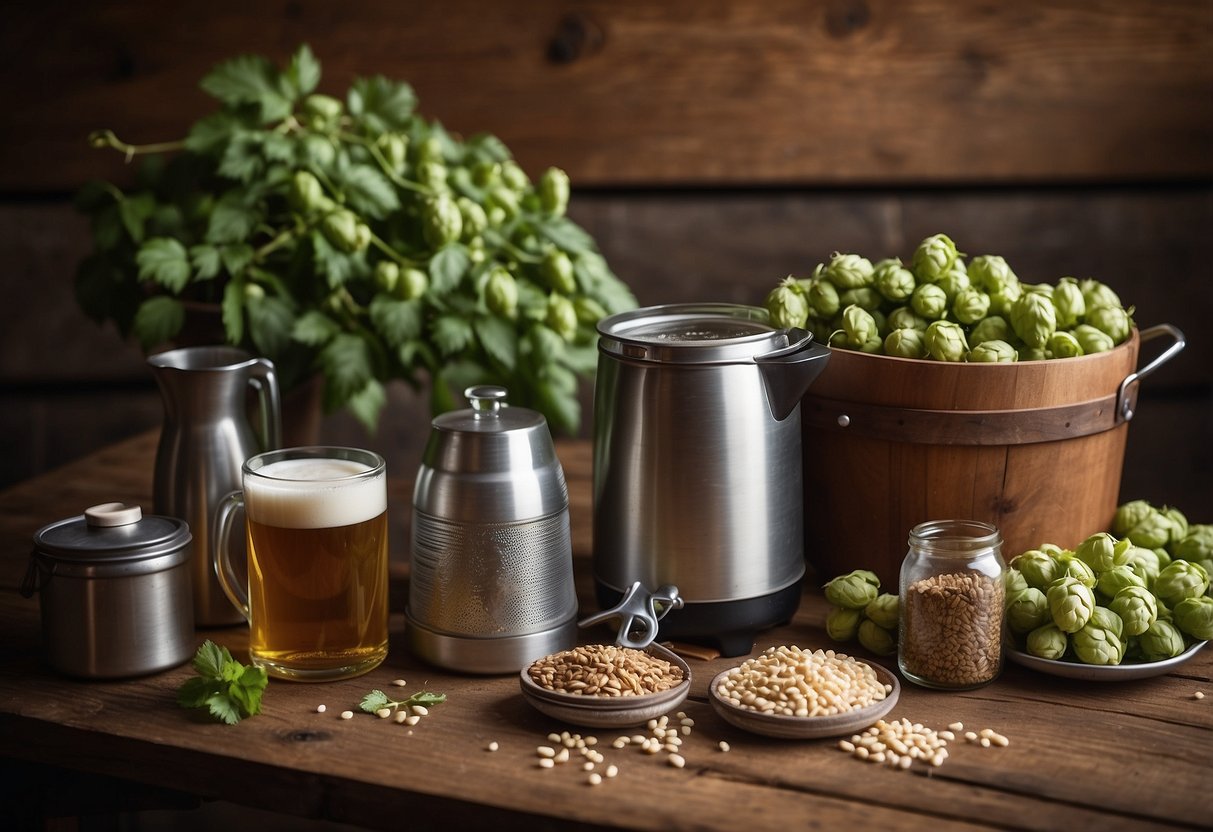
{"left": 465, "top": 385, "right": 509, "bottom": 416}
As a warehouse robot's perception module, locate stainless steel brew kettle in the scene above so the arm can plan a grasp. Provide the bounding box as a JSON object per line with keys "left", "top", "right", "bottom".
{"left": 592, "top": 303, "right": 830, "bottom": 656}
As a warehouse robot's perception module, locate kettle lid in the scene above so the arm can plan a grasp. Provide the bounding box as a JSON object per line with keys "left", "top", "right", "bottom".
{"left": 597, "top": 303, "right": 790, "bottom": 364}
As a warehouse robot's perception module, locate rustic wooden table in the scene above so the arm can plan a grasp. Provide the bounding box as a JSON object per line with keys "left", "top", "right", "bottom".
{"left": 1, "top": 433, "right": 1209, "bottom": 830}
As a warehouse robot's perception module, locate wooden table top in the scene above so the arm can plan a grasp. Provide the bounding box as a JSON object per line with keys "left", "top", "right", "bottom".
{"left": 1, "top": 432, "right": 1209, "bottom": 830}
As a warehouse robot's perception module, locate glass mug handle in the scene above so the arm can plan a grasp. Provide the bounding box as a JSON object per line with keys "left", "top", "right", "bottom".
{"left": 212, "top": 491, "right": 251, "bottom": 620}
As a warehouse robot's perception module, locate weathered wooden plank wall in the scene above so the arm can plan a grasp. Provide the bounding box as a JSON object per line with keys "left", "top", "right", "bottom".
{"left": 1, "top": 1, "right": 1211, "bottom": 516}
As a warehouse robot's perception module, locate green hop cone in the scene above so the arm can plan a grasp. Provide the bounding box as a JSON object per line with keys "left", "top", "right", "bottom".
{"left": 1138, "top": 619, "right": 1186, "bottom": 661}
{"left": 1046, "top": 331, "right": 1084, "bottom": 359}
{"left": 415, "top": 135, "right": 444, "bottom": 164}
{"left": 884, "top": 327, "right": 927, "bottom": 359}
{"left": 1010, "top": 292, "right": 1058, "bottom": 349}
{"left": 766, "top": 278, "right": 809, "bottom": 329}
{"left": 1006, "top": 587, "right": 1050, "bottom": 635}
{"left": 539, "top": 167, "right": 570, "bottom": 217}
{"left": 988, "top": 281, "right": 1024, "bottom": 319}
{"left": 1161, "top": 506, "right": 1189, "bottom": 540}
{"left": 823, "top": 252, "right": 874, "bottom": 289}
{"left": 951, "top": 287, "right": 990, "bottom": 325}
{"left": 484, "top": 267, "right": 519, "bottom": 320}
{"left": 1173, "top": 596, "right": 1213, "bottom": 640}
{"left": 805, "top": 277, "right": 841, "bottom": 320}
{"left": 910, "top": 233, "right": 961, "bottom": 283}
{"left": 1079, "top": 278, "right": 1123, "bottom": 311}
{"left": 1039, "top": 543, "right": 1072, "bottom": 559}
{"left": 1025, "top": 623, "right": 1068, "bottom": 660}
{"left": 936, "top": 265, "right": 971, "bottom": 304}
{"left": 1004, "top": 568, "right": 1029, "bottom": 596}
{"left": 288, "top": 170, "right": 328, "bottom": 215}
{"left": 500, "top": 160, "right": 530, "bottom": 192}
{"left": 397, "top": 268, "right": 428, "bottom": 301}
{"left": 423, "top": 193, "right": 463, "bottom": 249}
{"left": 1089, "top": 604, "right": 1125, "bottom": 639}
{"left": 1072, "top": 324, "right": 1115, "bottom": 354}
{"left": 1154, "top": 560, "right": 1210, "bottom": 607}
{"left": 968, "top": 339, "right": 1017, "bottom": 363}
{"left": 1052, "top": 278, "right": 1086, "bottom": 329}
{"left": 1112, "top": 500, "right": 1153, "bottom": 538}
{"left": 1056, "top": 555, "right": 1097, "bottom": 589}
{"left": 864, "top": 593, "right": 899, "bottom": 630}
{"left": 910, "top": 283, "right": 948, "bottom": 320}
{"left": 840, "top": 304, "right": 878, "bottom": 349}
{"left": 574, "top": 296, "right": 608, "bottom": 326}
{"left": 1074, "top": 532, "right": 1129, "bottom": 573}
{"left": 546, "top": 294, "right": 579, "bottom": 341}
{"left": 1011, "top": 550, "right": 1061, "bottom": 590}
{"left": 839, "top": 286, "right": 882, "bottom": 312}
{"left": 1123, "top": 505, "right": 1175, "bottom": 549}
{"left": 886, "top": 306, "right": 928, "bottom": 332}
{"left": 823, "top": 572, "right": 880, "bottom": 610}
{"left": 857, "top": 619, "right": 896, "bottom": 657}
{"left": 873, "top": 258, "right": 916, "bottom": 302}
{"left": 1108, "top": 586, "right": 1158, "bottom": 637}
{"left": 374, "top": 261, "right": 400, "bottom": 294}
{"left": 1072, "top": 613, "right": 1125, "bottom": 665}
{"left": 825, "top": 606, "right": 863, "bottom": 642}
{"left": 968, "top": 315, "right": 1011, "bottom": 346}
{"left": 968, "top": 254, "right": 1018, "bottom": 295}
{"left": 1122, "top": 546, "right": 1162, "bottom": 588}
{"left": 1086, "top": 304, "right": 1133, "bottom": 345}
{"left": 924, "top": 320, "right": 968, "bottom": 362}
{"left": 320, "top": 209, "right": 368, "bottom": 254}
{"left": 418, "top": 160, "right": 449, "bottom": 191}
{"left": 457, "top": 197, "right": 488, "bottom": 240}
{"left": 1046, "top": 575, "right": 1096, "bottom": 633}
{"left": 540, "top": 250, "right": 578, "bottom": 295}
{"left": 301, "top": 93, "right": 343, "bottom": 125}
{"left": 1173, "top": 525, "right": 1213, "bottom": 562}
{"left": 1096, "top": 565, "right": 1146, "bottom": 600}
{"left": 377, "top": 133, "right": 408, "bottom": 174}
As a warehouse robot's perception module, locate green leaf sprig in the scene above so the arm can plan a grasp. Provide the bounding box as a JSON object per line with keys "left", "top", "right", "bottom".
{"left": 177, "top": 640, "right": 268, "bottom": 725}
{"left": 360, "top": 689, "right": 447, "bottom": 714}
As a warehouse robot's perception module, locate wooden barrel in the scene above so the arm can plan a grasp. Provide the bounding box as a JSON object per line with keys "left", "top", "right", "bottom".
{"left": 801, "top": 329, "right": 1150, "bottom": 589}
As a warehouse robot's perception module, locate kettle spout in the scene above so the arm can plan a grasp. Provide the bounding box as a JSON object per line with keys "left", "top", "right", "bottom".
{"left": 755, "top": 329, "right": 831, "bottom": 422}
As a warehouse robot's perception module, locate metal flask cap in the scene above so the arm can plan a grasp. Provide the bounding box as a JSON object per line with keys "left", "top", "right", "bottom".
{"left": 413, "top": 385, "right": 568, "bottom": 523}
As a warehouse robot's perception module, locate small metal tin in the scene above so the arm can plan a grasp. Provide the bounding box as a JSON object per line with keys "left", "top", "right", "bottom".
{"left": 24, "top": 502, "right": 194, "bottom": 679}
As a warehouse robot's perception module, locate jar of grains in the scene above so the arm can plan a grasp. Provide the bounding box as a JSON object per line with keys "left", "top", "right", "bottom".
{"left": 898, "top": 520, "right": 1005, "bottom": 690}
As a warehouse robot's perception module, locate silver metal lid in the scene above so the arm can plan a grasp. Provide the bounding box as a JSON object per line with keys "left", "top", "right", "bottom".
{"left": 30, "top": 502, "right": 192, "bottom": 577}
{"left": 597, "top": 303, "right": 790, "bottom": 364}
{"left": 413, "top": 386, "right": 569, "bottom": 523}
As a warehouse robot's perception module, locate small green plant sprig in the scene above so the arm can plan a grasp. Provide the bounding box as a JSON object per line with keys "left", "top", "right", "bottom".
{"left": 177, "top": 640, "right": 268, "bottom": 725}
{"left": 76, "top": 44, "right": 634, "bottom": 432}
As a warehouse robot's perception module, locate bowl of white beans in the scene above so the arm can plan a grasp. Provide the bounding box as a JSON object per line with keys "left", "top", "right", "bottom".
{"left": 709, "top": 644, "right": 900, "bottom": 739}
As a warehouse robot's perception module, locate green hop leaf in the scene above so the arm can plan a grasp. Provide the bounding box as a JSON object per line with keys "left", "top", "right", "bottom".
{"left": 136, "top": 238, "right": 191, "bottom": 292}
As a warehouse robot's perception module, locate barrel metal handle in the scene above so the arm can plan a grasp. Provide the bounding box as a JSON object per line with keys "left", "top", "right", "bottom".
{"left": 1116, "top": 324, "right": 1186, "bottom": 422}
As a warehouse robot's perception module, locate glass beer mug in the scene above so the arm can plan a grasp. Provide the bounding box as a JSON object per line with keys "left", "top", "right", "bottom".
{"left": 214, "top": 446, "right": 389, "bottom": 681}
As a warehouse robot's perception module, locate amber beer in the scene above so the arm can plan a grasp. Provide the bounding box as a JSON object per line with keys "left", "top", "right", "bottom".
{"left": 240, "top": 448, "right": 388, "bottom": 680}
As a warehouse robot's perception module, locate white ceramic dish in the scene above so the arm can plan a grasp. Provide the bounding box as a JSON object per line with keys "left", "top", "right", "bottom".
{"left": 519, "top": 644, "right": 692, "bottom": 728}
{"left": 708, "top": 661, "right": 900, "bottom": 739}
{"left": 1006, "top": 640, "right": 1208, "bottom": 681}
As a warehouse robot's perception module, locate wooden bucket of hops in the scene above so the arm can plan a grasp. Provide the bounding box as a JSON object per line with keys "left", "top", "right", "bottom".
{"left": 800, "top": 325, "right": 1185, "bottom": 588}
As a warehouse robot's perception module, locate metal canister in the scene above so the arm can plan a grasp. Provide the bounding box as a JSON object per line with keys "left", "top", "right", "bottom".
{"left": 24, "top": 502, "right": 194, "bottom": 679}
{"left": 407, "top": 385, "right": 578, "bottom": 674}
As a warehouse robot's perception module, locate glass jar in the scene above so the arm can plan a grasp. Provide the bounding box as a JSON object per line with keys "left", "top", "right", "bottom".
{"left": 898, "top": 519, "right": 1005, "bottom": 690}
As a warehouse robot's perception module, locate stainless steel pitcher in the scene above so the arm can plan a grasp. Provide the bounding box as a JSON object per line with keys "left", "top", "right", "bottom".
{"left": 592, "top": 304, "right": 830, "bottom": 656}
{"left": 148, "top": 345, "right": 281, "bottom": 626}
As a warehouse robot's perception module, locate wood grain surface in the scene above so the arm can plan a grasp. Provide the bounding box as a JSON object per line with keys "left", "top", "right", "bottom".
{"left": 1, "top": 433, "right": 1210, "bottom": 830}
{"left": 3, "top": 0, "right": 1211, "bottom": 191}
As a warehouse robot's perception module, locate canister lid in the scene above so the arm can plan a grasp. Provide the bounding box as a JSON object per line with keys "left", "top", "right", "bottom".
{"left": 597, "top": 303, "right": 790, "bottom": 364}
{"left": 415, "top": 386, "right": 568, "bottom": 522}
{"left": 32, "top": 502, "right": 192, "bottom": 571}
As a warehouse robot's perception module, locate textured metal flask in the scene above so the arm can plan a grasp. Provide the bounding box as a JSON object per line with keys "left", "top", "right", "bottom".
{"left": 407, "top": 385, "right": 577, "bottom": 674}
{"left": 148, "top": 345, "right": 281, "bottom": 626}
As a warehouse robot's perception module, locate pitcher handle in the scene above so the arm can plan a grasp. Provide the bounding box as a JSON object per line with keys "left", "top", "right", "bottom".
{"left": 248, "top": 358, "right": 282, "bottom": 451}
{"left": 213, "top": 490, "right": 252, "bottom": 621}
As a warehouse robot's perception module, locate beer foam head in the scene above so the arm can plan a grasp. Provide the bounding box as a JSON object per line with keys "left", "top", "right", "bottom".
{"left": 246, "top": 457, "right": 386, "bottom": 529}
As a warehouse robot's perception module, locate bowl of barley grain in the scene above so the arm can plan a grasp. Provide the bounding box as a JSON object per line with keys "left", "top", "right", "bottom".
{"left": 520, "top": 643, "right": 691, "bottom": 727}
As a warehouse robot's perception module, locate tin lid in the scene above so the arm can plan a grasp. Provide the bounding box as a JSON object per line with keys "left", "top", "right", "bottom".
{"left": 414, "top": 386, "right": 568, "bottom": 522}
{"left": 32, "top": 502, "right": 192, "bottom": 570}
{"left": 597, "top": 303, "right": 790, "bottom": 364}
